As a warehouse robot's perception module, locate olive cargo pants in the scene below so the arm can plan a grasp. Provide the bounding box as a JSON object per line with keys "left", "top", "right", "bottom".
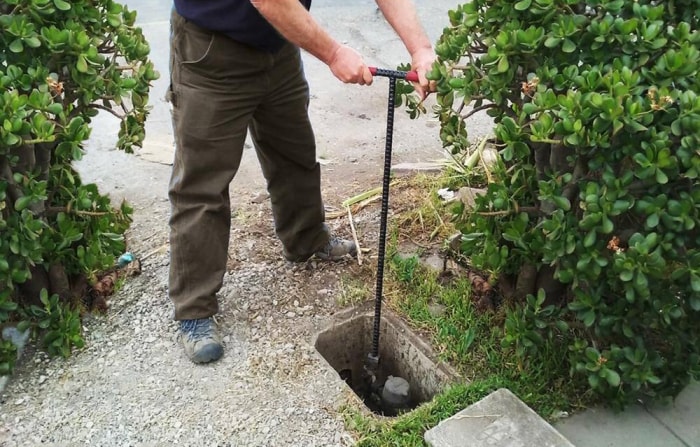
{"left": 168, "top": 11, "right": 329, "bottom": 320}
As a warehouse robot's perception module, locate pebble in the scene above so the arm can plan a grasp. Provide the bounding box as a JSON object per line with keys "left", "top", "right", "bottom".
{"left": 428, "top": 303, "right": 447, "bottom": 318}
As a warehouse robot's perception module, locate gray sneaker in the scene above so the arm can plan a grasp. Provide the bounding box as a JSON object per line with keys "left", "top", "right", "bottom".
{"left": 178, "top": 318, "right": 223, "bottom": 364}
{"left": 314, "top": 235, "right": 357, "bottom": 261}
{"left": 283, "top": 235, "right": 357, "bottom": 262}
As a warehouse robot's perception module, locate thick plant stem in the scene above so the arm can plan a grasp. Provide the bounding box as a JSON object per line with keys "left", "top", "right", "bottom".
{"left": 0, "top": 157, "right": 22, "bottom": 206}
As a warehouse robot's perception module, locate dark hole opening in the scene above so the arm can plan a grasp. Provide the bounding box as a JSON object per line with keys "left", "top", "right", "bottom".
{"left": 339, "top": 365, "right": 419, "bottom": 416}
{"left": 314, "top": 311, "right": 452, "bottom": 418}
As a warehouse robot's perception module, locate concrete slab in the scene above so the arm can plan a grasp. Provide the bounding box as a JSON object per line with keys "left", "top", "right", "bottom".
{"left": 555, "top": 403, "right": 688, "bottom": 447}
{"left": 646, "top": 381, "right": 700, "bottom": 447}
{"left": 124, "top": 0, "right": 175, "bottom": 166}
{"left": 392, "top": 161, "right": 445, "bottom": 173}
{"left": 313, "top": 304, "right": 457, "bottom": 414}
{"left": 424, "top": 388, "right": 574, "bottom": 447}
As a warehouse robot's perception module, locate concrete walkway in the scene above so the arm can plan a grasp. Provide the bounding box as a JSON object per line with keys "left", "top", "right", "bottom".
{"left": 425, "top": 382, "right": 699, "bottom": 447}
{"left": 554, "top": 381, "right": 699, "bottom": 447}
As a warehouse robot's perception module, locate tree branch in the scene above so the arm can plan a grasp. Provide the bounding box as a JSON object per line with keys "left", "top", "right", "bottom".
{"left": 88, "top": 103, "right": 126, "bottom": 120}
{"left": 46, "top": 206, "right": 116, "bottom": 217}
{"left": 478, "top": 206, "right": 540, "bottom": 217}
{"left": 530, "top": 137, "right": 563, "bottom": 144}
{"left": 461, "top": 103, "right": 498, "bottom": 121}
{"left": 22, "top": 134, "right": 58, "bottom": 144}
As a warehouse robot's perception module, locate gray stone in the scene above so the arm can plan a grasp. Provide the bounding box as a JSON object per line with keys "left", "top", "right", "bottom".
{"left": 382, "top": 376, "right": 411, "bottom": 409}
{"left": 428, "top": 303, "right": 447, "bottom": 319}
{"left": 448, "top": 233, "right": 463, "bottom": 252}
{"left": 251, "top": 192, "right": 270, "bottom": 204}
{"left": 421, "top": 254, "right": 445, "bottom": 272}
{"left": 457, "top": 187, "right": 487, "bottom": 209}
{"left": 2, "top": 326, "right": 30, "bottom": 354}
{"left": 425, "top": 388, "right": 575, "bottom": 447}
{"left": 0, "top": 326, "right": 31, "bottom": 393}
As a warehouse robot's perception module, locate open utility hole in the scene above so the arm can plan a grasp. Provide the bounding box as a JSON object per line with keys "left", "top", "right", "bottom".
{"left": 314, "top": 308, "right": 455, "bottom": 416}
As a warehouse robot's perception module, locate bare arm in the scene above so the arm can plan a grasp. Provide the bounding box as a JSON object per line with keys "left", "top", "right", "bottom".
{"left": 376, "top": 0, "right": 436, "bottom": 97}
{"left": 251, "top": 0, "right": 372, "bottom": 84}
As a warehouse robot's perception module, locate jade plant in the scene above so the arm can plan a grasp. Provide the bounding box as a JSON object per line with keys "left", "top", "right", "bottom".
{"left": 429, "top": 0, "right": 700, "bottom": 407}
{"left": 0, "top": 0, "right": 157, "bottom": 372}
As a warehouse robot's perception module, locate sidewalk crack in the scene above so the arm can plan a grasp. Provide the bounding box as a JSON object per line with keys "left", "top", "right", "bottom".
{"left": 642, "top": 403, "right": 691, "bottom": 447}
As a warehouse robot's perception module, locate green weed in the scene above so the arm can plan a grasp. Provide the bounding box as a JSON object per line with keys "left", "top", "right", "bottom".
{"left": 344, "top": 246, "right": 592, "bottom": 445}
{"left": 337, "top": 276, "right": 372, "bottom": 308}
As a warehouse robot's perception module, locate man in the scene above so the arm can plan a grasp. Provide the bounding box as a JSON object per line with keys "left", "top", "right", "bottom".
{"left": 169, "top": 0, "right": 436, "bottom": 363}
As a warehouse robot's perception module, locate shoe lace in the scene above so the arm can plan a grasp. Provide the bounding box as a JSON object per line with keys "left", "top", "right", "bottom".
{"left": 180, "top": 318, "right": 213, "bottom": 340}
{"left": 315, "top": 237, "right": 335, "bottom": 256}
{"left": 323, "top": 236, "right": 339, "bottom": 251}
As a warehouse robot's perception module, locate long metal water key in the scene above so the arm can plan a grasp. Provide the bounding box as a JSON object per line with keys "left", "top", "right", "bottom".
{"left": 365, "top": 67, "right": 419, "bottom": 371}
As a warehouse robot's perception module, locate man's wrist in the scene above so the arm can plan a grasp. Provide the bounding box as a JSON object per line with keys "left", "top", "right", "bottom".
{"left": 325, "top": 42, "right": 343, "bottom": 67}
{"left": 411, "top": 45, "right": 435, "bottom": 59}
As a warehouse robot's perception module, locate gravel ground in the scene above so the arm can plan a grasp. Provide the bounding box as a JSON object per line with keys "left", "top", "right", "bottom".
{"left": 0, "top": 197, "right": 372, "bottom": 446}
{"left": 0, "top": 135, "right": 384, "bottom": 446}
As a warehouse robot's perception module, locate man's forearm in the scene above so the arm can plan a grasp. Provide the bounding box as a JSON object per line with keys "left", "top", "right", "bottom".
{"left": 250, "top": 0, "right": 340, "bottom": 65}
{"left": 251, "top": 0, "right": 371, "bottom": 84}
{"left": 375, "top": 0, "right": 433, "bottom": 56}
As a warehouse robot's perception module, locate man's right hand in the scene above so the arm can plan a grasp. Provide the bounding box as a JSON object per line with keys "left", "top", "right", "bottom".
{"left": 328, "top": 44, "right": 373, "bottom": 85}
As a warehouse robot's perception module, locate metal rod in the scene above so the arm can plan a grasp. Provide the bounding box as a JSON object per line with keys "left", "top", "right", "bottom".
{"left": 368, "top": 74, "right": 398, "bottom": 367}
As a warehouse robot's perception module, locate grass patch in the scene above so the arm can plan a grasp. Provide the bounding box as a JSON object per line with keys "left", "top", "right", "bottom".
{"left": 337, "top": 275, "right": 372, "bottom": 307}
{"left": 341, "top": 173, "right": 595, "bottom": 446}
{"left": 389, "top": 173, "right": 457, "bottom": 245}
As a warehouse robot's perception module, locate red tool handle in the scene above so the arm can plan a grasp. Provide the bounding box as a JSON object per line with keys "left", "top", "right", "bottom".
{"left": 369, "top": 67, "right": 419, "bottom": 82}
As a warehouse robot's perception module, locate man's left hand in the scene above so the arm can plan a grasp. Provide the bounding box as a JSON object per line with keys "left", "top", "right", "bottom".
{"left": 411, "top": 47, "right": 437, "bottom": 100}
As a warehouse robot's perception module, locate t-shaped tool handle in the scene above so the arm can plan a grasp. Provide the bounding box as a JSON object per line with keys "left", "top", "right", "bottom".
{"left": 369, "top": 67, "right": 419, "bottom": 82}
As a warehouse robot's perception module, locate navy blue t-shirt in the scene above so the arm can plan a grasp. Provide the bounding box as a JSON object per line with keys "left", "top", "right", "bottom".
{"left": 174, "top": 0, "right": 312, "bottom": 52}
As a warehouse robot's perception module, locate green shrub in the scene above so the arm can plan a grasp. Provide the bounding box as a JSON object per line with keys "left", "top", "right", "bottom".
{"left": 430, "top": 0, "right": 700, "bottom": 407}
{"left": 23, "top": 288, "right": 84, "bottom": 358}
{"left": 0, "top": 0, "right": 157, "bottom": 371}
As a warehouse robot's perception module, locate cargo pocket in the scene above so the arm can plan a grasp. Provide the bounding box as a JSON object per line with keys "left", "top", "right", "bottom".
{"left": 172, "top": 17, "right": 216, "bottom": 69}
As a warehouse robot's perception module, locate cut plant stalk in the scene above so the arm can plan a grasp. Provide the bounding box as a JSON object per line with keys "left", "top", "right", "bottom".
{"left": 346, "top": 205, "right": 363, "bottom": 266}
{"left": 327, "top": 182, "right": 398, "bottom": 219}
{"left": 342, "top": 186, "right": 383, "bottom": 208}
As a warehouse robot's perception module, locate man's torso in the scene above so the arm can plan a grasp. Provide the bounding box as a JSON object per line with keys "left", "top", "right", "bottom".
{"left": 173, "top": 0, "right": 312, "bottom": 52}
